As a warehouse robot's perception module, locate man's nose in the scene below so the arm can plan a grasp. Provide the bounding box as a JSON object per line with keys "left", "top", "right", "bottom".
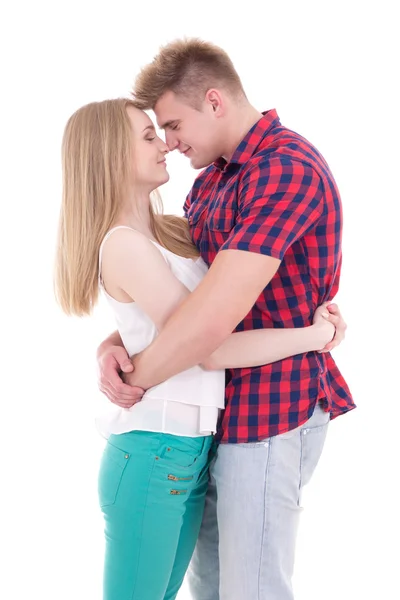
{"left": 165, "top": 131, "right": 179, "bottom": 151}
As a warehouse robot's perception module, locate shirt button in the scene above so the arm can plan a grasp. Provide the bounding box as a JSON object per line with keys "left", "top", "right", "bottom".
{"left": 124, "top": 454, "right": 129, "bottom": 459}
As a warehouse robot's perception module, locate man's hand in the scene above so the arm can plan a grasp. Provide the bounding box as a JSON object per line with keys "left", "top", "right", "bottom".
{"left": 121, "top": 352, "right": 143, "bottom": 388}
{"left": 316, "top": 302, "right": 347, "bottom": 353}
{"left": 97, "top": 345, "right": 144, "bottom": 408}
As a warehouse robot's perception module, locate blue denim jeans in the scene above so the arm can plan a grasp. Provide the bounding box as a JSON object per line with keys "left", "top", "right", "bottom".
{"left": 187, "top": 402, "right": 330, "bottom": 600}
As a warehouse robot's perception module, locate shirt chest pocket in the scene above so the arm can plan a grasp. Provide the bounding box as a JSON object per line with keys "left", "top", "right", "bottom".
{"left": 206, "top": 207, "right": 236, "bottom": 233}
{"left": 187, "top": 203, "right": 207, "bottom": 228}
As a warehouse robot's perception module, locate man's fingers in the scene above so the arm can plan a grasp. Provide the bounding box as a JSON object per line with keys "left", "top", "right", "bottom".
{"left": 99, "top": 367, "right": 139, "bottom": 397}
{"left": 119, "top": 360, "right": 134, "bottom": 373}
{"left": 100, "top": 376, "right": 141, "bottom": 401}
{"left": 110, "top": 347, "right": 133, "bottom": 371}
{"left": 97, "top": 346, "right": 143, "bottom": 405}
{"left": 99, "top": 383, "right": 140, "bottom": 407}
{"left": 102, "top": 364, "right": 135, "bottom": 394}
{"left": 112, "top": 380, "right": 137, "bottom": 395}
{"left": 109, "top": 397, "right": 139, "bottom": 408}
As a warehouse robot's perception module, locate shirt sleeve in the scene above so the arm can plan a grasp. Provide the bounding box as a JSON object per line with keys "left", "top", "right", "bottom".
{"left": 221, "top": 157, "right": 325, "bottom": 260}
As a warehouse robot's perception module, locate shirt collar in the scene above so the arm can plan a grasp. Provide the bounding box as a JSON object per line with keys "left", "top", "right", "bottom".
{"left": 213, "top": 109, "right": 280, "bottom": 171}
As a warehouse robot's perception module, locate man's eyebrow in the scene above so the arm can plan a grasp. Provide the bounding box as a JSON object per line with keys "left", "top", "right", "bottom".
{"left": 142, "top": 124, "right": 155, "bottom": 132}
{"left": 159, "top": 120, "right": 178, "bottom": 130}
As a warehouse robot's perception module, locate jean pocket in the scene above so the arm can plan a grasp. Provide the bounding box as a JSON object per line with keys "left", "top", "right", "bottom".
{"left": 236, "top": 439, "right": 270, "bottom": 449}
{"left": 158, "top": 444, "right": 200, "bottom": 469}
{"left": 98, "top": 442, "right": 130, "bottom": 508}
{"left": 187, "top": 204, "right": 207, "bottom": 227}
{"left": 300, "top": 421, "right": 329, "bottom": 490}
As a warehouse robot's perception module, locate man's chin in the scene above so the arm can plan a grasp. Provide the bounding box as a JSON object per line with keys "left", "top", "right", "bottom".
{"left": 190, "top": 156, "right": 210, "bottom": 170}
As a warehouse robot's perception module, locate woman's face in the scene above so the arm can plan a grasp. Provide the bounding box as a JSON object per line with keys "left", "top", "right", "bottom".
{"left": 126, "top": 105, "right": 169, "bottom": 191}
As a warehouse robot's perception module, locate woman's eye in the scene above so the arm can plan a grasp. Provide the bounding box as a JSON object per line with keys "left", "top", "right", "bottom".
{"left": 146, "top": 136, "right": 156, "bottom": 141}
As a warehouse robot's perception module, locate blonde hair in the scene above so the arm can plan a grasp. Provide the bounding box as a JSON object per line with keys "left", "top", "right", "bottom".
{"left": 133, "top": 38, "right": 246, "bottom": 110}
{"left": 55, "top": 98, "right": 198, "bottom": 317}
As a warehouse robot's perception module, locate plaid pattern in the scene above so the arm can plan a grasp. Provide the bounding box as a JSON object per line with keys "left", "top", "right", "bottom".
{"left": 184, "top": 110, "right": 355, "bottom": 444}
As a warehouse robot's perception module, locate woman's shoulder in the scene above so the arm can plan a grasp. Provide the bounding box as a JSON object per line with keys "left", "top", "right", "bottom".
{"left": 101, "top": 226, "right": 170, "bottom": 274}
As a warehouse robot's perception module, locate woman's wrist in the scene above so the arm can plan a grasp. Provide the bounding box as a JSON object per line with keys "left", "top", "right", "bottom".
{"left": 310, "top": 321, "right": 335, "bottom": 351}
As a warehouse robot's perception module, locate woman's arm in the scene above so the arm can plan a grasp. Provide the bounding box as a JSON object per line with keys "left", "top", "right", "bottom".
{"left": 100, "top": 228, "right": 192, "bottom": 331}
{"left": 101, "top": 230, "right": 340, "bottom": 373}
{"left": 201, "top": 304, "right": 335, "bottom": 370}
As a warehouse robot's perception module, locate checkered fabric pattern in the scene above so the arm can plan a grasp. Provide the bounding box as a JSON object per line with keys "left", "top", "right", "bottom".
{"left": 184, "top": 110, "right": 355, "bottom": 443}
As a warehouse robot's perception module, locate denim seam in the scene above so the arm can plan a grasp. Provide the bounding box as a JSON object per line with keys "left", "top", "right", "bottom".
{"left": 298, "top": 432, "right": 305, "bottom": 507}
{"left": 258, "top": 442, "right": 271, "bottom": 600}
{"left": 100, "top": 442, "right": 130, "bottom": 508}
{"left": 130, "top": 436, "right": 161, "bottom": 600}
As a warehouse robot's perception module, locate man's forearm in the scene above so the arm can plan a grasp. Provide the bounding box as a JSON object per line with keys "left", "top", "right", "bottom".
{"left": 130, "top": 249, "right": 280, "bottom": 390}
{"left": 96, "top": 330, "right": 123, "bottom": 359}
{"left": 131, "top": 293, "right": 229, "bottom": 389}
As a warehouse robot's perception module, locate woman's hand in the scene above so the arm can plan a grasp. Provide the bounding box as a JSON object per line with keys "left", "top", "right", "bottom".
{"left": 312, "top": 301, "right": 347, "bottom": 353}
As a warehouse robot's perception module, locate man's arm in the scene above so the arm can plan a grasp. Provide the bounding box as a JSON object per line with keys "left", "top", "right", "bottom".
{"left": 129, "top": 157, "right": 325, "bottom": 390}
{"left": 96, "top": 329, "right": 124, "bottom": 359}
{"left": 96, "top": 329, "right": 142, "bottom": 407}
{"left": 130, "top": 249, "right": 281, "bottom": 388}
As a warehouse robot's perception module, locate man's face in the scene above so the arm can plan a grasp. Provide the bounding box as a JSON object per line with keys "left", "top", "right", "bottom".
{"left": 154, "top": 91, "right": 224, "bottom": 170}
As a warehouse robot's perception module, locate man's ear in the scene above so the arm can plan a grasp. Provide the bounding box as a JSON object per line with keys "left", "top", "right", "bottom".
{"left": 205, "top": 89, "right": 224, "bottom": 116}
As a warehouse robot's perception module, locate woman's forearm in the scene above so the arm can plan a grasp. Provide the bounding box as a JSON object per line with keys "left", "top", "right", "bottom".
{"left": 202, "top": 324, "right": 329, "bottom": 370}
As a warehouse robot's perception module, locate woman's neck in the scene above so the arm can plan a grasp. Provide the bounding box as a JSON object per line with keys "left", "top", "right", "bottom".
{"left": 115, "top": 192, "right": 156, "bottom": 240}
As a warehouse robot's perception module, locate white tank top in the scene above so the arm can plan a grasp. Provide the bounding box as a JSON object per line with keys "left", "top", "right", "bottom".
{"left": 95, "top": 226, "right": 225, "bottom": 439}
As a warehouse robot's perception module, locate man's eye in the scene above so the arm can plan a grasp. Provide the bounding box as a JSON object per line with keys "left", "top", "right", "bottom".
{"left": 171, "top": 124, "right": 179, "bottom": 131}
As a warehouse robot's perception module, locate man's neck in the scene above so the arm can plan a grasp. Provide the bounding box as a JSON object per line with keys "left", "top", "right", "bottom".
{"left": 222, "top": 105, "right": 263, "bottom": 162}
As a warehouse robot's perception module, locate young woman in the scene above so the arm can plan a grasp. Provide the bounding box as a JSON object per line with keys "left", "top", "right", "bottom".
{"left": 55, "top": 98, "right": 339, "bottom": 600}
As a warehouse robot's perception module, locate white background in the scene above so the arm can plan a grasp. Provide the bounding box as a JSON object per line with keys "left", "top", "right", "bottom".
{"left": 1, "top": 1, "right": 398, "bottom": 598}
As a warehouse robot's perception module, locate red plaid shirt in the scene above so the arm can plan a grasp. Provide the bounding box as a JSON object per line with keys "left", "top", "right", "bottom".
{"left": 184, "top": 110, "right": 355, "bottom": 444}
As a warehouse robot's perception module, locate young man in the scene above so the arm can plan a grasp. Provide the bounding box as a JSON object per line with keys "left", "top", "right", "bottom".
{"left": 97, "top": 39, "right": 354, "bottom": 599}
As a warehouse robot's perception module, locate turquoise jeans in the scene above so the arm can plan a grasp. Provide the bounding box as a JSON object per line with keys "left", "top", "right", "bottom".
{"left": 98, "top": 430, "right": 214, "bottom": 600}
